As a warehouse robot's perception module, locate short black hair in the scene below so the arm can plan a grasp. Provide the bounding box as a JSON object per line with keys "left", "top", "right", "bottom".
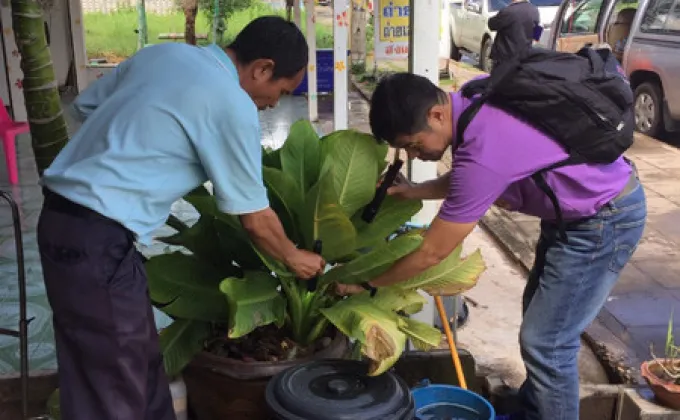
{"left": 369, "top": 73, "right": 448, "bottom": 144}
{"left": 228, "top": 16, "right": 308, "bottom": 79}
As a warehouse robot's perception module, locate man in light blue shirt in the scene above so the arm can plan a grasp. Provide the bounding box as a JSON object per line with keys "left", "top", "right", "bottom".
{"left": 37, "top": 16, "right": 323, "bottom": 420}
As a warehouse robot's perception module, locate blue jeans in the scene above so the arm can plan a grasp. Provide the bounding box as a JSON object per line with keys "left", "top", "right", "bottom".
{"left": 518, "top": 180, "right": 646, "bottom": 420}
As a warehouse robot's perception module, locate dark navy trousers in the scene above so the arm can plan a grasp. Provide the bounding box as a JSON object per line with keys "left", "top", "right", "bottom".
{"left": 37, "top": 189, "right": 176, "bottom": 420}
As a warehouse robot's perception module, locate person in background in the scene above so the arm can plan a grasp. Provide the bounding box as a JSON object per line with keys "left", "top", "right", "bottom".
{"left": 338, "top": 72, "right": 646, "bottom": 420}
{"left": 37, "top": 16, "right": 324, "bottom": 420}
{"left": 488, "top": 0, "right": 541, "bottom": 66}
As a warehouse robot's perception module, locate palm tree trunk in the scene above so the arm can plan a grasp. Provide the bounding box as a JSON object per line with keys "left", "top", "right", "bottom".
{"left": 183, "top": 0, "right": 199, "bottom": 45}
{"left": 11, "top": 0, "right": 69, "bottom": 176}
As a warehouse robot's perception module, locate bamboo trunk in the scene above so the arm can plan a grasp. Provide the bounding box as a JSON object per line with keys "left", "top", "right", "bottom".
{"left": 11, "top": 0, "right": 69, "bottom": 176}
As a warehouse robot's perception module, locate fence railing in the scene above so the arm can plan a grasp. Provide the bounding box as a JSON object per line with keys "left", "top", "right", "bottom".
{"left": 81, "top": 0, "right": 179, "bottom": 15}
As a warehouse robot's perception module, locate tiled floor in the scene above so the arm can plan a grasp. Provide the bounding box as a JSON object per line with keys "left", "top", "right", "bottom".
{"left": 0, "top": 92, "right": 368, "bottom": 374}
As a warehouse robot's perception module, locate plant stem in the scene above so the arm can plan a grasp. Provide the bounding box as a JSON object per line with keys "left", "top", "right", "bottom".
{"left": 280, "top": 276, "right": 305, "bottom": 342}
{"left": 304, "top": 317, "right": 329, "bottom": 346}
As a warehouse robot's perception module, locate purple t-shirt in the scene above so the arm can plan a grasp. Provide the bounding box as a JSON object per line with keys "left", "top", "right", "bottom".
{"left": 438, "top": 91, "right": 632, "bottom": 223}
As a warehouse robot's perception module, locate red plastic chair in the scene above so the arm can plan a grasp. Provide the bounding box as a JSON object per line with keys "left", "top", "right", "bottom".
{"left": 0, "top": 98, "right": 30, "bottom": 185}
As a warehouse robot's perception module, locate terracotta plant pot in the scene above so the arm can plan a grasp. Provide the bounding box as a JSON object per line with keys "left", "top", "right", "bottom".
{"left": 183, "top": 332, "right": 349, "bottom": 420}
{"left": 641, "top": 360, "right": 680, "bottom": 410}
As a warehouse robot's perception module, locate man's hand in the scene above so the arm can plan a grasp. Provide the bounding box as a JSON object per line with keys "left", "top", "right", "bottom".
{"left": 285, "top": 249, "right": 326, "bottom": 279}
{"left": 387, "top": 184, "right": 415, "bottom": 200}
{"left": 241, "top": 208, "right": 325, "bottom": 278}
{"left": 334, "top": 283, "right": 365, "bottom": 296}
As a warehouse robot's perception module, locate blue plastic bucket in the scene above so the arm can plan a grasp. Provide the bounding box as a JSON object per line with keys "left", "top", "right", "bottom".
{"left": 412, "top": 382, "right": 495, "bottom": 420}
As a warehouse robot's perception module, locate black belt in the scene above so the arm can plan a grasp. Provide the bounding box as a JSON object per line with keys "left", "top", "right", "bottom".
{"left": 42, "top": 188, "right": 132, "bottom": 236}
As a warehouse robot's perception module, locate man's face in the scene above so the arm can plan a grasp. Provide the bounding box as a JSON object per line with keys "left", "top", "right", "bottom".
{"left": 242, "top": 59, "right": 305, "bottom": 110}
{"left": 392, "top": 105, "right": 452, "bottom": 161}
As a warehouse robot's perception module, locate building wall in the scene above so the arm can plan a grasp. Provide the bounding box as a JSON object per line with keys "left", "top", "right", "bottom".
{"left": 0, "top": 0, "right": 85, "bottom": 119}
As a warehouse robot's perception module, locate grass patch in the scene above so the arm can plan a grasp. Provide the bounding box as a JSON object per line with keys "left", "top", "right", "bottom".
{"left": 84, "top": 3, "right": 333, "bottom": 61}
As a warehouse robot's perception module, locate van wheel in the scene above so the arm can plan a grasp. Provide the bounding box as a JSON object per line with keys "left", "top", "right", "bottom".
{"left": 480, "top": 39, "right": 493, "bottom": 73}
{"left": 450, "top": 35, "right": 462, "bottom": 61}
{"left": 634, "top": 81, "right": 664, "bottom": 138}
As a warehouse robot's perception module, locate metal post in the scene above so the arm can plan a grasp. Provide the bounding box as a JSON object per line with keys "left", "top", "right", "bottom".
{"left": 136, "top": 0, "right": 148, "bottom": 50}
{"left": 294, "top": 0, "right": 302, "bottom": 28}
{"left": 306, "top": 0, "right": 318, "bottom": 122}
{"left": 333, "top": 0, "right": 349, "bottom": 130}
{"left": 407, "top": 0, "right": 441, "bottom": 334}
{"left": 0, "top": 192, "right": 31, "bottom": 419}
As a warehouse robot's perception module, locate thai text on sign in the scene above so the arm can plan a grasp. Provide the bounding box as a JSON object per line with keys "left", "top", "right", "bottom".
{"left": 374, "top": 0, "right": 410, "bottom": 60}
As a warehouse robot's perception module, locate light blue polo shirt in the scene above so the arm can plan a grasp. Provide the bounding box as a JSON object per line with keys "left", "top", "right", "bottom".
{"left": 41, "top": 43, "right": 269, "bottom": 244}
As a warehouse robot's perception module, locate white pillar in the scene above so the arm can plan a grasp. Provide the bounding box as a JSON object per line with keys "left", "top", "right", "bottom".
{"left": 68, "top": 0, "right": 90, "bottom": 92}
{"left": 306, "top": 0, "right": 318, "bottom": 122}
{"left": 293, "top": 0, "right": 302, "bottom": 28}
{"left": 333, "top": 0, "right": 349, "bottom": 130}
{"left": 407, "top": 0, "right": 441, "bottom": 333}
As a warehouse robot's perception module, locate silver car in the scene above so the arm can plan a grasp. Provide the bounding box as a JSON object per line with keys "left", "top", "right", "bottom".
{"left": 547, "top": 0, "right": 680, "bottom": 137}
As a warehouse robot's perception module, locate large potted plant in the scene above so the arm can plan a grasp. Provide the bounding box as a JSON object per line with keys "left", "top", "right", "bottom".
{"left": 147, "top": 120, "right": 486, "bottom": 419}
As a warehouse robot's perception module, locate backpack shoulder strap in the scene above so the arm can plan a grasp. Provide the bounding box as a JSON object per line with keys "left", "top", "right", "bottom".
{"left": 531, "top": 154, "right": 589, "bottom": 243}
{"left": 455, "top": 97, "right": 486, "bottom": 148}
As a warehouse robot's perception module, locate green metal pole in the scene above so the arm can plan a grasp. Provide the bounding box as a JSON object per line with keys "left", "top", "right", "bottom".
{"left": 137, "top": 0, "right": 148, "bottom": 50}
{"left": 212, "top": 0, "right": 220, "bottom": 44}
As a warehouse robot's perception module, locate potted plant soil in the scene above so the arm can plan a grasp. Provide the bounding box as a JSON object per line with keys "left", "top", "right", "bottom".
{"left": 147, "top": 121, "right": 487, "bottom": 419}
{"left": 641, "top": 314, "right": 680, "bottom": 410}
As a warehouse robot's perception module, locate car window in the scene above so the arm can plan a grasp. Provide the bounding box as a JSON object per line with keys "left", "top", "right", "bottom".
{"left": 560, "top": 0, "right": 606, "bottom": 34}
{"left": 640, "top": 0, "right": 680, "bottom": 33}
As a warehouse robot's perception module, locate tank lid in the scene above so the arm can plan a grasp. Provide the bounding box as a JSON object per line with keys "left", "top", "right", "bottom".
{"left": 265, "top": 359, "right": 414, "bottom": 420}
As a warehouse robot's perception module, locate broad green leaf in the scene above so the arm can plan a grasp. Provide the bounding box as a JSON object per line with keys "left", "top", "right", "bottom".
{"left": 262, "top": 146, "right": 282, "bottom": 169}
{"left": 372, "top": 288, "right": 427, "bottom": 314}
{"left": 245, "top": 242, "right": 291, "bottom": 277}
{"left": 398, "top": 317, "right": 442, "bottom": 351}
{"left": 320, "top": 130, "right": 382, "bottom": 216}
{"left": 320, "top": 232, "right": 422, "bottom": 285}
{"left": 396, "top": 248, "right": 486, "bottom": 296}
{"left": 320, "top": 295, "right": 407, "bottom": 376}
{"left": 159, "top": 319, "right": 211, "bottom": 377}
{"left": 280, "top": 120, "right": 321, "bottom": 193}
{"left": 157, "top": 216, "right": 227, "bottom": 269}
{"left": 147, "top": 252, "right": 232, "bottom": 321}
{"left": 263, "top": 167, "right": 303, "bottom": 243}
{"left": 301, "top": 169, "right": 357, "bottom": 260}
{"left": 352, "top": 195, "right": 423, "bottom": 249}
{"left": 183, "top": 189, "right": 245, "bottom": 235}
{"left": 219, "top": 271, "right": 287, "bottom": 338}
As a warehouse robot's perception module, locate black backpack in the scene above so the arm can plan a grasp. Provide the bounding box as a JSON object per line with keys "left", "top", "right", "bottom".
{"left": 456, "top": 46, "right": 635, "bottom": 241}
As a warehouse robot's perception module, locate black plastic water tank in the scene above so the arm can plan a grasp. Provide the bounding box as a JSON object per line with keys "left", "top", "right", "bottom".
{"left": 265, "top": 359, "right": 415, "bottom": 420}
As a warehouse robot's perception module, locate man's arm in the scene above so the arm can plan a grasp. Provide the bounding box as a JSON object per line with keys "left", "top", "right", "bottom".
{"left": 397, "top": 170, "right": 451, "bottom": 200}
{"left": 364, "top": 151, "right": 511, "bottom": 289}
{"left": 488, "top": 7, "right": 512, "bottom": 31}
{"left": 368, "top": 218, "right": 477, "bottom": 287}
{"left": 240, "top": 208, "right": 324, "bottom": 278}
{"left": 192, "top": 93, "right": 324, "bottom": 278}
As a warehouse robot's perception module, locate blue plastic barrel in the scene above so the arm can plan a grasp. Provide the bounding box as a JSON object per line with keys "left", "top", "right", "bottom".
{"left": 412, "top": 382, "right": 495, "bottom": 420}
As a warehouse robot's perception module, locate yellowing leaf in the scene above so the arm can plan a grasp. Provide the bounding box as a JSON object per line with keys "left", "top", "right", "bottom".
{"left": 397, "top": 248, "right": 486, "bottom": 296}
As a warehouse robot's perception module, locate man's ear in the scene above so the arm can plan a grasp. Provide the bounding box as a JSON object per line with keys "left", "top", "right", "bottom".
{"left": 250, "top": 58, "right": 275, "bottom": 82}
{"left": 428, "top": 104, "right": 447, "bottom": 125}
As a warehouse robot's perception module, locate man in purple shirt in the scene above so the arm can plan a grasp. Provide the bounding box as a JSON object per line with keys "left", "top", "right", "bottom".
{"left": 341, "top": 73, "right": 646, "bottom": 420}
